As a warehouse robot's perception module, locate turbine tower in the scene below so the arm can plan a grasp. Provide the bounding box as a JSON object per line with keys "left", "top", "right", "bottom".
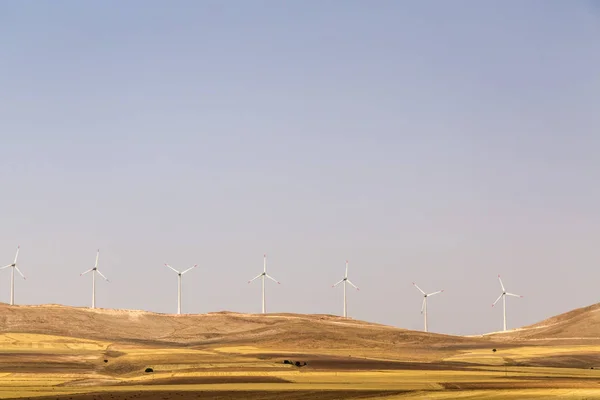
{"left": 492, "top": 274, "right": 523, "bottom": 331}
{"left": 412, "top": 282, "right": 443, "bottom": 333}
{"left": 164, "top": 263, "right": 197, "bottom": 315}
{"left": 80, "top": 250, "right": 109, "bottom": 309}
{"left": 248, "top": 254, "right": 280, "bottom": 314}
{"left": 0, "top": 246, "right": 26, "bottom": 305}
{"left": 332, "top": 260, "right": 359, "bottom": 318}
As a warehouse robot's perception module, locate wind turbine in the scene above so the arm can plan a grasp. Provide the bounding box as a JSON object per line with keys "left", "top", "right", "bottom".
{"left": 164, "top": 263, "right": 197, "bottom": 315}
{"left": 492, "top": 274, "right": 523, "bottom": 331}
{"left": 80, "top": 250, "right": 109, "bottom": 309}
{"left": 412, "top": 282, "right": 443, "bottom": 333}
{"left": 248, "top": 254, "right": 280, "bottom": 314}
{"left": 0, "top": 246, "right": 26, "bottom": 305}
{"left": 332, "top": 260, "right": 359, "bottom": 318}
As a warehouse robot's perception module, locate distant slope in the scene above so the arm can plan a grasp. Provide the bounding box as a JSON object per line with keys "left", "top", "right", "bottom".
{"left": 0, "top": 303, "right": 484, "bottom": 352}
{"left": 487, "top": 303, "right": 600, "bottom": 341}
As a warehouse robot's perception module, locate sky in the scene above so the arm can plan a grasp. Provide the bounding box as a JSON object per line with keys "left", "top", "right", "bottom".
{"left": 0, "top": 1, "right": 599, "bottom": 336}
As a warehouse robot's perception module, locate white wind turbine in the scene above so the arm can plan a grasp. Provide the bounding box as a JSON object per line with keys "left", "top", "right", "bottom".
{"left": 492, "top": 274, "right": 523, "bottom": 331}
{"left": 248, "top": 254, "right": 280, "bottom": 314}
{"left": 1, "top": 246, "right": 26, "bottom": 305}
{"left": 332, "top": 260, "right": 359, "bottom": 318}
{"left": 412, "top": 282, "right": 443, "bottom": 333}
{"left": 164, "top": 263, "right": 197, "bottom": 315}
{"left": 80, "top": 250, "right": 109, "bottom": 309}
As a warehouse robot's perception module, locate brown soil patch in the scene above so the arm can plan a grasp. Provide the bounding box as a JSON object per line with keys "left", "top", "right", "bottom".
{"left": 118, "top": 376, "right": 291, "bottom": 385}
{"left": 518, "top": 353, "right": 600, "bottom": 368}
{"left": 0, "top": 352, "right": 95, "bottom": 373}
{"left": 441, "top": 380, "right": 600, "bottom": 389}
{"left": 305, "top": 358, "right": 473, "bottom": 371}
{"left": 8, "top": 390, "right": 409, "bottom": 400}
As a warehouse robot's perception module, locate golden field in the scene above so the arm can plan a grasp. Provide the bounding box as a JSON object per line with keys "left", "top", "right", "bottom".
{"left": 1, "top": 303, "right": 600, "bottom": 399}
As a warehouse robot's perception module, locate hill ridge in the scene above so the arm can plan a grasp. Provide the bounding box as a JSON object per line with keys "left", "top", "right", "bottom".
{"left": 0, "top": 302, "right": 388, "bottom": 325}
{"left": 485, "top": 302, "right": 600, "bottom": 341}
{"left": 0, "top": 302, "right": 480, "bottom": 351}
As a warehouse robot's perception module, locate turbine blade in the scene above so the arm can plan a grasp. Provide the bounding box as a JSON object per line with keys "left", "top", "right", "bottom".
{"left": 263, "top": 254, "right": 267, "bottom": 273}
{"left": 421, "top": 298, "right": 426, "bottom": 313}
{"left": 345, "top": 260, "right": 349, "bottom": 278}
{"left": 346, "top": 280, "right": 359, "bottom": 290}
{"left": 506, "top": 292, "right": 523, "bottom": 298}
{"left": 248, "top": 273, "right": 262, "bottom": 283}
{"left": 0, "top": 264, "right": 12, "bottom": 270}
{"left": 13, "top": 246, "right": 20, "bottom": 264}
{"left": 412, "top": 282, "right": 426, "bottom": 295}
{"left": 427, "top": 290, "right": 443, "bottom": 297}
{"left": 94, "top": 249, "right": 99, "bottom": 268}
{"left": 181, "top": 264, "right": 198, "bottom": 275}
{"left": 15, "top": 266, "right": 25, "bottom": 279}
{"left": 266, "top": 274, "right": 280, "bottom": 284}
{"left": 164, "top": 264, "right": 180, "bottom": 274}
{"left": 498, "top": 275, "right": 505, "bottom": 292}
{"left": 80, "top": 268, "right": 94, "bottom": 276}
{"left": 332, "top": 279, "right": 344, "bottom": 288}
{"left": 96, "top": 270, "right": 109, "bottom": 282}
{"left": 492, "top": 293, "right": 503, "bottom": 307}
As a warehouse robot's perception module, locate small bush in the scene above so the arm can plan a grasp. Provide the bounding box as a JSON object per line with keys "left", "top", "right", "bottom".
{"left": 144, "top": 367, "right": 154, "bottom": 373}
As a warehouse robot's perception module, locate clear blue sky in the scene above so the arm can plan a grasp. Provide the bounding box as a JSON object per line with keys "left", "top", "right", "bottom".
{"left": 0, "top": 1, "right": 598, "bottom": 335}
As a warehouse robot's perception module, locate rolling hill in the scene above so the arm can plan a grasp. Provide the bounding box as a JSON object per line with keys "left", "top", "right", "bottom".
{"left": 485, "top": 302, "right": 600, "bottom": 342}
{"left": 0, "top": 303, "right": 485, "bottom": 355}
{"left": 5, "top": 302, "right": 600, "bottom": 346}
{"left": 2, "top": 303, "right": 600, "bottom": 399}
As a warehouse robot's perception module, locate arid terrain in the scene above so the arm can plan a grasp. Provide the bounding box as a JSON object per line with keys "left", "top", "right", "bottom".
{"left": 1, "top": 303, "right": 600, "bottom": 399}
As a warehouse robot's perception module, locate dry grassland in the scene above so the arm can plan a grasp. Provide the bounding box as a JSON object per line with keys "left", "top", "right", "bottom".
{"left": 1, "top": 303, "right": 600, "bottom": 399}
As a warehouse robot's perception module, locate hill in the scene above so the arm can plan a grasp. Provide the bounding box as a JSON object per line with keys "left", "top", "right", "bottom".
{"left": 0, "top": 303, "right": 485, "bottom": 354}
{"left": 3, "top": 303, "right": 600, "bottom": 399}
{"left": 485, "top": 302, "right": 600, "bottom": 342}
